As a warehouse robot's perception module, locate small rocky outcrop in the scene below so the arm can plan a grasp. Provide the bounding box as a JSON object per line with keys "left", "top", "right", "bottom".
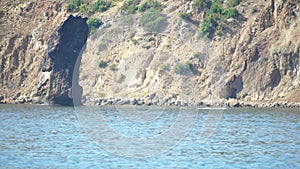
{"left": 37, "top": 15, "right": 88, "bottom": 106}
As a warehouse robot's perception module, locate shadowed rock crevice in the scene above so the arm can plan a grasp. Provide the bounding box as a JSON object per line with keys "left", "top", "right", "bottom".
{"left": 39, "top": 15, "right": 88, "bottom": 106}
{"left": 224, "top": 75, "right": 243, "bottom": 99}
{"left": 269, "top": 68, "right": 281, "bottom": 88}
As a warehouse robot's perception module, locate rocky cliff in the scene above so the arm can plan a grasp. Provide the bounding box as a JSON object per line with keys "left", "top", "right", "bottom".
{"left": 0, "top": 1, "right": 88, "bottom": 105}
{"left": 0, "top": 0, "right": 299, "bottom": 107}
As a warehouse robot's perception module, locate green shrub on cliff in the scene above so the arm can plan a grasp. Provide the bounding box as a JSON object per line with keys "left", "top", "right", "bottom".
{"left": 138, "top": 0, "right": 163, "bottom": 12}
{"left": 193, "top": 0, "right": 211, "bottom": 10}
{"left": 67, "top": 0, "right": 112, "bottom": 14}
{"left": 222, "top": 7, "right": 239, "bottom": 18}
{"left": 160, "top": 63, "right": 170, "bottom": 72}
{"left": 198, "top": 0, "right": 239, "bottom": 38}
{"left": 90, "top": 0, "right": 112, "bottom": 13}
{"left": 140, "top": 10, "right": 167, "bottom": 33}
{"left": 79, "top": 4, "right": 89, "bottom": 13}
{"left": 67, "top": 0, "right": 83, "bottom": 12}
{"left": 225, "top": 0, "right": 241, "bottom": 7}
{"left": 121, "top": 0, "right": 163, "bottom": 14}
{"left": 173, "top": 62, "right": 193, "bottom": 75}
{"left": 121, "top": 0, "right": 141, "bottom": 14}
{"left": 179, "top": 12, "right": 191, "bottom": 20}
{"left": 86, "top": 18, "right": 103, "bottom": 34}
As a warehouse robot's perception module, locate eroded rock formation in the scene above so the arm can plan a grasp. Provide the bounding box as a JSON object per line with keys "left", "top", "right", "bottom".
{"left": 38, "top": 15, "right": 88, "bottom": 106}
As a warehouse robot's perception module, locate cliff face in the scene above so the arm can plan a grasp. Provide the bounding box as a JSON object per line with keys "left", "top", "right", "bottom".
{"left": 79, "top": 0, "right": 299, "bottom": 107}
{"left": 222, "top": 0, "right": 300, "bottom": 106}
{"left": 0, "top": 0, "right": 299, "bottom": 107}
{"left": 0, "top": 1, "right": 88, "bottom": 105}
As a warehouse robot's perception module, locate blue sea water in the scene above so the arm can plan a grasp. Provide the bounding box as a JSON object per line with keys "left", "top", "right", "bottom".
{"left": 0, "top": 105, "right": 299, "bottom": 168}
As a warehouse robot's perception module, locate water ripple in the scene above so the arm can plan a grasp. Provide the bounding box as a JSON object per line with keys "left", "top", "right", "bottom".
{"left": 0, "top": 105, "right": 299, "bottom": 168}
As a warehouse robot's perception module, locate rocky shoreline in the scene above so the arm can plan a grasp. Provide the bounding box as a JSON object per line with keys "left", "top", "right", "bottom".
{"left": 94, "top": 97, "right": 300, "bottom": 108}
{"left": 1, "top": 96, "right": 300, "bottom": 108}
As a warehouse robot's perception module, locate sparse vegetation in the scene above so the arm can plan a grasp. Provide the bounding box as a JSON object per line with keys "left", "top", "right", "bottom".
{"left": 138, "top": 0, "right": 163, "bottom": 12}
{"left": 86, "top": 18, "right": 103, "bottom": 34}
{"left": 79, "top": 3, "right": 89, "bottom": 13}
{"left": 160, "top": 63, "right": 170, "bottom": 72}
{"left": 197, "top": 0, "right": 240, "bottom": 38}
{"left": 67, "top": 0, "right": 163, "bottom": 14}
{"left": 90, "top": 0, "right": 111, "bottom": 13}
{"left": 129, "top": 33, "right": 138, "bottom": 44}
{"left": 67, "top": 0, "right": 111, "bottom": 14}
{"left": 121, "top": 0, "right": 163, "bottom": 14}
{"left": 199, "top": 16, "right": 217, "bottom": 38}
{"left": 173, "top": 62, "right": 193, "bottom": 75}
{"left": 140, "top": 10, "right": 167, "bottom": 33}
{"left": 67, "top": 0, "right": 84, "bottom": 12}
{"left": 225, "top": 0, "right": 241, "bottom": 7}
{"left": 121, "top": 0, "right": 141, "bottom": 14}
{"left": 215, "top": 23, "right": 225, "bottom": 36}
{"left": 179, "top": 12, "right": 191, "bottom": 20}
{"left": 130, "top": 37, "right": 138, "bottom": 44}
{"left": 251, "top": 6, "right": 258, "bottom": 14}
{"left": 193, "top": 0, "right": 212, "bottom": 10}
{"left": 222, "top": 7, "right": 239, "bottom": 19}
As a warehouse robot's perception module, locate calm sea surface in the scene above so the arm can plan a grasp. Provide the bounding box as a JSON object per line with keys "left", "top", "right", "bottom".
{"left": 1, "top": 105, "right": 299, "bottom": 168}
